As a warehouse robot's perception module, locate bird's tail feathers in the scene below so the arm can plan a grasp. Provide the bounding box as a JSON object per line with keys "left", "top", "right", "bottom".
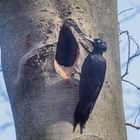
{"left": 73, "top": 102, "right": 81, "bottom": 132}
{"left": 79, "top": 102, "right": 95, "bottom": 133}
{"left": 73, "top": 102, "right": 91, "bottom": 133}
{"left": 79, "top": 121, "right": 86, "bottom": 134}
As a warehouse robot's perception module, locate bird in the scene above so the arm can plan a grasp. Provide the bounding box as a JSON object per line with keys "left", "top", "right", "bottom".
{"left": 73, "top": 36, "right": 107, "bottom": 134}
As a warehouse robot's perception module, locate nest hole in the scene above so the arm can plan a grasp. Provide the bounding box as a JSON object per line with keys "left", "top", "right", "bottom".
{"left": 55, "top": 24, "right": 78, "bottom": 67}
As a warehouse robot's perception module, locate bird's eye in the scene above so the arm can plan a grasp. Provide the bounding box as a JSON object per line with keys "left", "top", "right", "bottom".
{"left": 102, "top": 42, "right": 105, "bottom": 45}
{"left": 102, "top": 42, "right": 106, "bottom": 46}
{"left": 97, "top": 40, "right": 101, "bottom": 43}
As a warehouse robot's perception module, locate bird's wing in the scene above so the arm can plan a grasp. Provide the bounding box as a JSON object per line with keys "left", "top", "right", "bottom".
{"left": 80, "top": 55, "right": 95, "bottom": 84}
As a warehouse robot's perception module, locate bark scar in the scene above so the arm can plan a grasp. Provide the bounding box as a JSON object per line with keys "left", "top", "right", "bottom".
{"left": 54, "top": 19, "right": 80, "bottom": 79}
{"left": 26, "top": 33, "right": 32, "bottom": 47}
{"left": 54, "top": 18, "right": 92, "bottom": 79}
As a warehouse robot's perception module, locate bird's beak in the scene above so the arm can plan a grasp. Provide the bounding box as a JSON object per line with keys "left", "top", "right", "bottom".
{"left": 82, "top": 35, "right": 94, "bottom": 43}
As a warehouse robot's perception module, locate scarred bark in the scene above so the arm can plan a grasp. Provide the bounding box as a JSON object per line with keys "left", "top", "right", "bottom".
{"left": 0, "top": 0, "right": 127, "bottom": 140}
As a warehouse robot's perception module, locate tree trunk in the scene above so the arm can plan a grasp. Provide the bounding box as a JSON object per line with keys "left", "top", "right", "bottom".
{"left": 0, "top": 0, "right": 127, "bottom": 140}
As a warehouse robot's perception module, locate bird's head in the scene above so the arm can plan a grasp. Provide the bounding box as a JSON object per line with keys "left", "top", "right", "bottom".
{"left": 83, "top": 35, "right": 107, "bottom": 53}
{"left": 93, "top": 38, "right": 107, "bottom": 52}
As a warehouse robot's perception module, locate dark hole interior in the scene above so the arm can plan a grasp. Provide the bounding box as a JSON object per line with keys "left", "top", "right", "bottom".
{"left": 55, "top": 24, "right": 78, "bottom": 67}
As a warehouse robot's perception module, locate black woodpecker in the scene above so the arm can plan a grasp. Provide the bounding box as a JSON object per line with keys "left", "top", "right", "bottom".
{"left": 73, "top": 36, "right": 107, "bottom": 134}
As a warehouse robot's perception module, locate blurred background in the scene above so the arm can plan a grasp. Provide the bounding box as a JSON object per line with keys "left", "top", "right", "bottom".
{"left": 0, "top": 0, "right": 140, "bottom": 139}
{"left": 119, "top": 0, "right": 140, "bottom": 139}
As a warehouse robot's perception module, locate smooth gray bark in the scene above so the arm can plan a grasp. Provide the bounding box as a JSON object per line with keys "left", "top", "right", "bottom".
{"left": 0, "top": 0, "right": 127, "bottom": 140}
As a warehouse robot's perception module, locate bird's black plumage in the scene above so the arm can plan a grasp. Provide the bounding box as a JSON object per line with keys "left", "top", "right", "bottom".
{"left": 73, "top": 37, "right": 107, "bottom": 134}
